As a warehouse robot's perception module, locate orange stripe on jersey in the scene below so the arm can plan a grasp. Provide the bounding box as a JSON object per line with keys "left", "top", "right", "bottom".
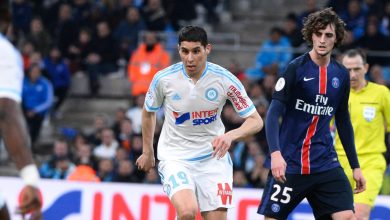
{"left": 319, "top": 66, "right": 327, "bottom": 94}
{"left": 301, "top": 116, "right": 319, "bottom": 174}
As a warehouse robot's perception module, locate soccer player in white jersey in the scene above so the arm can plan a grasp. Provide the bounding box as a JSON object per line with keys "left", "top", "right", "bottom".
{"left": 0, "top": 1, "right": 42, "bottom": 219}
{"left": 136, "top": 25, "right": 263, "bottom": 220}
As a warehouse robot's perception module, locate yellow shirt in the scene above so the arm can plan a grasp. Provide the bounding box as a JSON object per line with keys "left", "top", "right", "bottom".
{"left": 335, "top": 82, "right": 390, "bottom": 155}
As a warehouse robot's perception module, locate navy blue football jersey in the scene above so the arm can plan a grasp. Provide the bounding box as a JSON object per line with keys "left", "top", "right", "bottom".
{"left": 264, "top": 53, "right": 350, "bottom": 174}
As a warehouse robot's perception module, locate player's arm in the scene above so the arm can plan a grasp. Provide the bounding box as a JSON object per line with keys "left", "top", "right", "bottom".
{"left": 213, "top": 110, "right": 263, "bottom": 159}
{"left": 136, "top": 107, "right": 156, "bottom": 172}
{"left": 266, "top": 99, "right": 287, "bottom": 183}
{"left": 0, "top": 98, "right": 42, "bottom": 216}
{"left": 335, "top": 82, "right": 365, "bottom": 193}
{"left": 382, "top": 87, "right": 390, "bottom": 164}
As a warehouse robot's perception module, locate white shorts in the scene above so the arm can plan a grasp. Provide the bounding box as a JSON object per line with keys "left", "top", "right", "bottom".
{"left": 158, "top": 154, "right": 234, "bottom": 212}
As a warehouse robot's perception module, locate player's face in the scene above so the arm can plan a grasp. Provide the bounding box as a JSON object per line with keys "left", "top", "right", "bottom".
{"left": 311, "top": 24, "right": 337, "bottom": 57}
{"left": 178, "top": 41, "right": 211, "bottom": 78}
{"left": 342, "top": 55, "right": 368, "bottom": 90}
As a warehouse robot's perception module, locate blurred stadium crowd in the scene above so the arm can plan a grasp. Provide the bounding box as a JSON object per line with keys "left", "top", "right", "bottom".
{"left": 1, "top": 0, "right": 390, "bottom": 194}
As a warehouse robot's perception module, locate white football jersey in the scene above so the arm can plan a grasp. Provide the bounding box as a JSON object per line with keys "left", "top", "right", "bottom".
{"left": 145, "top": 62, "right": 256, "bottom": 161}
{"left": 0, "top": 34, "right": 23, "bottom": 103}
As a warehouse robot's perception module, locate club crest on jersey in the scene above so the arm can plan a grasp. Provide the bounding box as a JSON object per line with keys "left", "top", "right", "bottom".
{"left": 205, "top": 88, "right": 218, "bottom": 101}
{"left": 271, "top": 203, "right": 280, "bottom": 213}
{"left": 331, "top": 77, "right": 340, "bottom": 88}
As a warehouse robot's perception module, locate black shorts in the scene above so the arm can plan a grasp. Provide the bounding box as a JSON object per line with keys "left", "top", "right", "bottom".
{"left": 257, "top": 167, "right": 354, "bottom": 219}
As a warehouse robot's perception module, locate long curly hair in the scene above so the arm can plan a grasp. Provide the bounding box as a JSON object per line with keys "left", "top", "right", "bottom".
{"left": 301, "top": 7, "right": 346, "bottom": 48}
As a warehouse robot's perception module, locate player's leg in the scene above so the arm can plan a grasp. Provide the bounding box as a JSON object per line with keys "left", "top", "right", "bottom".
{"left": 195, "top": 154, "right": 233, "bottom": 220}
{"left": 339, "top": 154, "right": 387, "bottom": 220}
{"left": 158, "top": 160, "right": 198, "bottom": 220}
{"left": 201, "top": 207, "right": 227, "bottom": 220}
{"left": 0, "top": 193, "right": 10, "bottom": 220}
{"left": 257, "top": 172, "right": 308, "bottom": 220}
{"left": 171, "top": 189, "right": 198, "bottom": 220}
{"left": 307, "top": 167, "right": 355, "bottom": 220}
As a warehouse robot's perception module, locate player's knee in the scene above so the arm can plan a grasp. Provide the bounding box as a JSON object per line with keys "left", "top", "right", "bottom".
{"left": 177, "top": 209, "right": 197, "bottom": 220}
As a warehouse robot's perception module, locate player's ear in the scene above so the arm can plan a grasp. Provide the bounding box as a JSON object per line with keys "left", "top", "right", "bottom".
{"left": 205, "top": 44, "right": 212, "bottom": 55}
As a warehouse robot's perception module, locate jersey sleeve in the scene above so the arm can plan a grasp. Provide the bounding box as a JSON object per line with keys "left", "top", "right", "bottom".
{"left": 0, "top": 40, "right": 24, "bottom": 103}
{"left": 144, "top": 72, "right": 164, "bottom": 112}
{"left": 272, "top": 62, "right": 297, "bottom": 103}
{"left": 382, "top": 86, "right": 390, "bottom": 131}
{"left": 225, "top": 74, "right": 255, "bottom": 118}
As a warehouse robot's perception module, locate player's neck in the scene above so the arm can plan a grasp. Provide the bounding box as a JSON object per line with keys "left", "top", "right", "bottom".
{"left": 352, "top": 80, "right": 368, "bottom": 92}
{"left": 309, "top": 50, "right": 331, "bottom": 67}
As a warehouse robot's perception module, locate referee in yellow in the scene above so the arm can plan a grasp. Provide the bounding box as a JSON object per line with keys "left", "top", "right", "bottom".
{"left": 334, "top": 49, "right": 390, "bottom": 220}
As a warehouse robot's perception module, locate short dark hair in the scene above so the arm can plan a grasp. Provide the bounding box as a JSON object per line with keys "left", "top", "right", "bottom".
{"left": 178, "top": 25, "right": 208, "bottom": 47}
{"left": 343, "top": 49, "right": 367, "bottom": 64}
{"left": 301, "top": 7, "right": 346, "bottom": 48}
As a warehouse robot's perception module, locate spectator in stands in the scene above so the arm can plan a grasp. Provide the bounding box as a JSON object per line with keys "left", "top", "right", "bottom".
{"left": 261, "top": 74, "right": 277, "bottom": 102}
{"left": 362, "top": 0, "right": 384, "bottom": 17}
{"left": 52, "top": 3, "right": 79, "bottom": 57}
{"left": 127, "top": 31, "right": 170, "bottom": 97}
{"left": 112, "top": 107, "right": 128, "bottom": 137}
{"left": 113, "top": 159, "right": 138, "bottom": 183}
{"left": 85, "top": 20, "right": 118, "bottom": 96}
{"left": 380, "top": 1, "right": 390, "bottom": 36}
{"left": 369, "top": 65, "right": 390, "bottom": 87}
{"left": 71, "top": 0, "right": 92, "bottom": 27}
{"left": 129, "top": 134, "right": 143, "bottom": 162}
{"left": 74, "top": 143, "right": 98, "bottom": 170}
{"left": 340, "top": 0, "right": 366, "bottom": 40}
{"left": 245, "top": 27, "right": 292, "bottom": 81}
{"left": 22, "top": 63, "right": 54, "bottom": 147}
{"left": 141, "top": 0, "right": 167, "bottom": 31}
{"left": 247, "top": 151, "right": 267, "bottom": 188}
{"left": 126, "top": 94, "right": 145, "bottom": 134}
{"left": 11, "top": 0, "right": 33, "bottom": 35}
{"left": 43, "top": 46, "right": 71, "bottom": 117}
{"left": 108, "top": 0, "right": 137, "bottom": 28}
{"left": 67, "top": 164, "right": 100, "bottom": 182}
{"left": 96, "top": 158, "right": 115, "bottom": 182}
{"left": 297, "top": 0, "right": 319, "bottom": 28}
{"left": 283, "top": 13, "right": 304, "bottom": 57}
{"left": 164, "top": 0, "right": 197, "bottom": 31}
{"left": 143, "top": 167, "right": 160, "bottom": 184}
{"left": 113, "top": 6, "right": 146, "bottom": 60}
{"left": 233, "top": 169, "right": 252, "bottom": 188}
{"left": 50, "top": 155, "right": 76, "bottom": 179}
{"left": 20, "top": 40, "right": 35, "bottom": 72}
{"left": 93, "top": 128, "right": 119, "bottom": 160}
{"left": 26, "top": 16, "right": 52, "bottom": 56}
{"left": 87, "top": 114, "right": 110, "bottom": 146}
{"left": 116, "top": 118, "right": 134, "bottom": 152}
{"left": 67, "top": 27, "right": 94, "bottom": 73}
{"left": 355, "top": 15, "right": 390, "bottom": 66}
{"left": 39, "top": 137, "right": 72, "bottom": 178}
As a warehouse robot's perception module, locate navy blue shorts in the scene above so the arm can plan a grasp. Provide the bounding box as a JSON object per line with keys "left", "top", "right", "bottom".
{"left": 257, "top": 167, "right": 354, "bottom": 219}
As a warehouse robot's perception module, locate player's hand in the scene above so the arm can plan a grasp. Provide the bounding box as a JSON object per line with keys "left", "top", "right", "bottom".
{"left": 352, "top": 168, "right": 366, "bottom": 194}
{"left": 16, "top": 185, "right": 42, "bottom": 220}
{"left": 212, "top": 134, "right": 233, "bottom": 159}
{"left": 136, "top": 152, "right": 155, "bottom": 172}
{"left": 270, "top": 151, "right": 287, "bottom": 183}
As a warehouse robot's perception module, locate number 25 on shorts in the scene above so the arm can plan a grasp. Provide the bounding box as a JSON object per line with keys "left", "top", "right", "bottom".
{"left": 270, "top": 184, "right": 293, "bottom": 204}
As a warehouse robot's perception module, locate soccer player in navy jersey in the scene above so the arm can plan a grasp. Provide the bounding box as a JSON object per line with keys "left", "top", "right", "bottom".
{"left": 258, "top": 8, "right": 366, "bottom": 220}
